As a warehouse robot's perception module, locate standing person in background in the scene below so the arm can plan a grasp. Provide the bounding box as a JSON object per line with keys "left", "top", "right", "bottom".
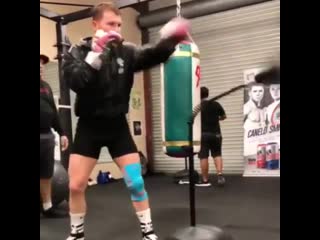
{"left": 196, "top": 87, "right": 227, "bottom": 187}
{"left": 40, "top": 54, "right": 69, "bottom": 217}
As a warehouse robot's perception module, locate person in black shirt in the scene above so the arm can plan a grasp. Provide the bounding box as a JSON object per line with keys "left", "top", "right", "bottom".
{"left": 40, "top": 54, "right": 69, "bottom": 218}
{"left": 196, "top": 87, "right": 227, "bottom": 187}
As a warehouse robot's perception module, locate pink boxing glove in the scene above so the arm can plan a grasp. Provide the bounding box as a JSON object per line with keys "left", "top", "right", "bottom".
{"left": 160, "top": 17, "right": 190, "bottom": 40}
{"left": 92, "top": 30, "right": 123, "bottom": 52}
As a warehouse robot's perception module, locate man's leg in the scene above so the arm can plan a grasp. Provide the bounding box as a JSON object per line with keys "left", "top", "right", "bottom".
{"left": 212, "top": 135, "right": 225, "bottom": 186}
{"left": 196, "top": 141, "right": 212, "bottom": 187}
{"left": 67, "top": 154, "right": 97, "bottom": 240}
{"left": 40, "top": 178, "right": 52, "bottom": 210}
{"left": 115, "top": 153, "right": 157, "bottom": 240}
{"left": 40, "top": 135, "right": 66, "bottom": 217}
{"left": 214, "top": 155, "right": 226, "bottom": 186}
{"left": 110, "top": 115, "right": 157, "bottom": 239}
{"left": 66, "top": 120, "right": 101, "bottom": 240}
{"left": 199, "top": 158, "right": 210, "bottom": 182}
{"left": 213, "top": 156, "right": 223, "bottom": 175}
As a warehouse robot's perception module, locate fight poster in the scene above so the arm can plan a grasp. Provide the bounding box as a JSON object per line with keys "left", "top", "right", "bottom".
{"left": 243, "top": 68, "right": 280, "bottom": 177}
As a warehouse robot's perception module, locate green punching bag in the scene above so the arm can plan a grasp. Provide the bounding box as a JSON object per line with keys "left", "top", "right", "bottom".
{"left": 161, "top": 41, "right": 201, "bottom": 158}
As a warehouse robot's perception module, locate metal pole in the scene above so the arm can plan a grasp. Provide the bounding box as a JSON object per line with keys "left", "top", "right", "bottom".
{"left": 56, "top": 19, "right": 72, "bottom": 170}
{"left": 188, "top": 119, "right": 196, "bottom": 227}
{"left": 186, "top": 84, "right": 247, "bottom": 228}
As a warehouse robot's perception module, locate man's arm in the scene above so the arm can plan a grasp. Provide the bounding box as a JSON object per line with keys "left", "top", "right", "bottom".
{"left": 46, "top": 85, "right": 69, "bottom": 151}
{"left": 52, "top": 107, "right": 65, "bottom": 136}
{"left": 131, "top": 17, "right": 190, "bottom": 72}
{"left": 217, "top": 102, "right": 227, "bottom": 121}
{"left": 130, "top": 36, "right": 181, "bottom": 72}
{"left": 62, "top": 45, "right": 98, "bottom": 93}
{"left": 220, "top": 115, "right": 227, "bottom": 121}
{"left": 44, "top": 83, "right": 65, "bottom": 136}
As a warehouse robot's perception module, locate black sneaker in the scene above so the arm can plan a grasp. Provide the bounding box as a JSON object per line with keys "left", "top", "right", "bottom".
{"left": 141, "top": 222, "right": 158, "bottom": 240}
{"left": 217, "top": 174, "right": 226, "bottom": 186}
{"left": 66, "top": 232, "right": 85, "bottom": 240}
{"left": 178, "top": 179, "right": 190, "bottom": 185}
{"left": 42, "top": 207, "right": 68, "bottom": 218}
{"left": 195, "top": 179, "right": 212, "bottom": 187}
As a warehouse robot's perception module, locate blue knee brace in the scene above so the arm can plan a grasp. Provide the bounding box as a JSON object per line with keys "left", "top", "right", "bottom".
{"left": 123, "top": 163, "right": 148, "bottom": 202}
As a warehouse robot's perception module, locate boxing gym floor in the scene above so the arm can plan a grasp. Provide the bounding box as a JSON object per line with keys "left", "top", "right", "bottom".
{"left": 40, "top": 175, "right": 280, "bottom": 240}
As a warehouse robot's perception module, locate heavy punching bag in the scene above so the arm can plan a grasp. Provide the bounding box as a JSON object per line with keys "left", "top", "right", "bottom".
{"left": 161, "top": 41, "right": 201, "bottom": 158}
{"left": 162, "top": 42, "right": 235, "bottom": 238}
{"left": 40, "top": 161, "right": 69, "bottom": 207}
{"left": 51, "top": 160, "right": 69, "bottom": 206}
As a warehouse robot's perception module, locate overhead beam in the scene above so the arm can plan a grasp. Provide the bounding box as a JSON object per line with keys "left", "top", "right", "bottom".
{"left": 51, "top": 0, "right": 156, "bottom": 24}
{"left": 40, "top": 1, "right": 94, "bottom": 7}
{"left": 41, "top": 0, "right": 156, "bottom": 23}
{"left": 40, "top": 7, "right": 60, "bottom": 21}
{"left": 51, "top": 7, "right": 92, "bottom": 24}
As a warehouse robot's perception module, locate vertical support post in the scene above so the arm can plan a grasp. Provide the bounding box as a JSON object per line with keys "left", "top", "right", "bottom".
{"left": 188, "top": 119, "right": 196, "bottom": 227}
{"left": 140, "top": 3, "right": 155, "bottom": 173}
{"left": 56, "top": 19, "right": 72, "bottom": 170}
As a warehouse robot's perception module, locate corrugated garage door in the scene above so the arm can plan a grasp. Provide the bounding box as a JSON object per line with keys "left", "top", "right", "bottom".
{"left": 148, "top": 1, "right": 280, "bottom": 174}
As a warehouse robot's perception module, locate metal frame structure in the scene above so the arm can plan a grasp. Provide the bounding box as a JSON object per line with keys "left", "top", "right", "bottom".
{"left": 40, "top": 0, "right": 154, "bottom": 169}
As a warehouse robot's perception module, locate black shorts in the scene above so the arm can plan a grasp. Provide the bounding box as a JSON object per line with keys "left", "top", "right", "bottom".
{"left": 72, "top": 114, "right": 138, "bottom": 159}
{"left": 40, "top": 133, "right": 55, "bottom": 179}
{"left": 198, "top": 133, "right": 222, "bottom": 159}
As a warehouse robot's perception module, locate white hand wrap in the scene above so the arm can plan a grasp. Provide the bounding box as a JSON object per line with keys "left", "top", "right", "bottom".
{"left": 85, "top": 51, "right": 102, "bottom": 70}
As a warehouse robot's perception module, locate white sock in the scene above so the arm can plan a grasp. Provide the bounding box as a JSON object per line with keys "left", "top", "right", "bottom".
{"left": 70, "top": 213, "right": 85, "bottom": 234}
{"left": 136, "top": 209, "right": 158, "bottom": 240}
{"left": 43, "top": 201, "right": 52, "bottom": 211}
{"left": 137, "top": 208, "right": 152, "bottom": 224}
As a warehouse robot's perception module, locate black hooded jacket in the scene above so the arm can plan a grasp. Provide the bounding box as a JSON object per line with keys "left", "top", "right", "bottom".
{"left": 62, "top": 36, "right": 181, "bottom": 119}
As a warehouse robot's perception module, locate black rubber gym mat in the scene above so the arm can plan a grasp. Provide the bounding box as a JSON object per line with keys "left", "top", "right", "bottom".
{"left": 40, "top": 175, "right": 280, "bottom": 240}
